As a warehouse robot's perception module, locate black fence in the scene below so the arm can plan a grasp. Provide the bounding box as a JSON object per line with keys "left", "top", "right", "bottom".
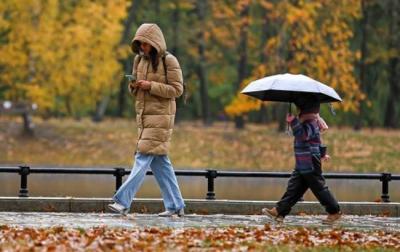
{"left": 1, "top": 166, "right": 399, "bottom": 202}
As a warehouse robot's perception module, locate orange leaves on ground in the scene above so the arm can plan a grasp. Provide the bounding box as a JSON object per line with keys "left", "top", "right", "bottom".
{"left": 0, "top": 225, "right": 399, "bottom": 250}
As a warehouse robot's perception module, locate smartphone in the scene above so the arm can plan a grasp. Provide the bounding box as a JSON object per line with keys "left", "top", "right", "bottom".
{"left": 125, "top": 74, "right": 136, "bottom": 82}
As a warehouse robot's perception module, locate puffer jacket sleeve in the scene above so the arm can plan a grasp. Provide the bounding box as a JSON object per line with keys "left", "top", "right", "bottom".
{"left": 149, "top": 55, "right": 183, "bottom": 99}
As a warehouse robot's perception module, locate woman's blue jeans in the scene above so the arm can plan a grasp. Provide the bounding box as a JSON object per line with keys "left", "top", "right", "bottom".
{"left": 113, "top": 153, "right": 185, "bottom": 211}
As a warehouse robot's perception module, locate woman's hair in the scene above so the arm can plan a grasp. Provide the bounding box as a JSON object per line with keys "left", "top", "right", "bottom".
{"left": 133, "top": 40, "right": 159, "bottom": 72}
{"left": 149, "top": 47, "right": 159, "bottom": 72}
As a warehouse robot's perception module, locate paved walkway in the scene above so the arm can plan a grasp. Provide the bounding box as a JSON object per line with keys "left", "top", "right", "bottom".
{"left": 1, "top": 212, "right": 399, "bottom": 232}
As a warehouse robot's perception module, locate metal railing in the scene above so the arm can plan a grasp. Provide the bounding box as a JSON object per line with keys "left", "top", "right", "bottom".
{"left": 1, "top": 166, "right": 399, "bottom": 202}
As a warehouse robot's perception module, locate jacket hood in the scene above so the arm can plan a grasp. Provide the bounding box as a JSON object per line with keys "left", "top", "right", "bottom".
{"left": 131, "top": 23, "right": 167, "bottom": 55}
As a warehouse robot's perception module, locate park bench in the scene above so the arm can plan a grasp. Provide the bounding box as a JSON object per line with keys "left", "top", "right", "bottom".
{"left": 0, "top": 100, "right": 37, "bottom": 135}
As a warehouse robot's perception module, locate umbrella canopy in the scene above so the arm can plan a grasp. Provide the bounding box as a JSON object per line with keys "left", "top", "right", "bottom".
{"left": 241, "top": 73, "right": 342, "bottom": 103}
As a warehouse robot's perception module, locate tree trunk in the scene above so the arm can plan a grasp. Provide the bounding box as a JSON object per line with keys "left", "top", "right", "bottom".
{"left": 171, "top": 0, "right": 183, "bottom": 123}
{"left": 22, "top": 112, "right": 34, "bottom": 136}
{"left": 235, "top": 1, "right": 250, "bottom": 129}
{"left": 256, "top": 104, "right": 269, "bottom": 124}
{"left": 65, "top": 96, "right": 72, "bottom": 116}
{"left": 196, "top": 0, "right": 212, "bottom": 126}
{"left": 355, "top": 0, "right": 369, "bottom": 130}
{"left": 384, "top": 58, "right": 399, "bottom": 128}
{"left": 93, "top": 96, "right": 111, "bottom": 122}
{"left": 117, "top": 0, "right": 139, "bottom": 117}
{"left": 384, "top": 0, "right": 399, "bottom": 128}
{"left": 277, "top": 103, "right": 288, "bottom": 132}
{"left": 274, "top": 27, "right": 290, "bottom": 132}
{"left": 256, "top": 7, "right": 270, "bottom": 123}
{"left": 259, "top": 7, "right": 269, "bottom": 64}
{"left": 154, "top": 0, "right": 161, "bottom": 21}
{"left": 171, "top": 0, "right": 180, "bottom": 57}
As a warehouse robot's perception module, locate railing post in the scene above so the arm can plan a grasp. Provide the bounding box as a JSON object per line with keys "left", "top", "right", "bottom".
{"left": 380, "top": 173, "right": 391, "bottom": 202}
{"left": 114, "top": 168, "right": 125, "bottom": 193}
{"left": 206, "top": 170, "right": 217, "bottom": 200}
{"left": 18, "top": 166, "right": 30, "bottom": 197}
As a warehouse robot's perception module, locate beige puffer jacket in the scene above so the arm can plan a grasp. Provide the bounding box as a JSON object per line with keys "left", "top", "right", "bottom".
{"left": 130, "top": 23, "right": 183, "bottom": 155}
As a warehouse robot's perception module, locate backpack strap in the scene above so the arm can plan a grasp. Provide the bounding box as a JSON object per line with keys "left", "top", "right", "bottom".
{"left": 161, "top": 52, "right": 168, "bottom": 84}
{"left": 162, "top": 51, "right": 187, "bottom": 106}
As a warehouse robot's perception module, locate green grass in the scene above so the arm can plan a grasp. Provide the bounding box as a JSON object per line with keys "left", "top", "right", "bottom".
{"left": 1, "top": 117, "right": 399, "bottom": 173}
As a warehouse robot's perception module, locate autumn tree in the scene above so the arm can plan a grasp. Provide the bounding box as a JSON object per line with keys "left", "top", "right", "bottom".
{"left": 0, "top": 0, "right": 127, "bottom": 118}
{"left": 1, "top": 0, "right": 397, "bottom": 128}
{"left": 225, "top": 0, "right": 365, "bottom": 129}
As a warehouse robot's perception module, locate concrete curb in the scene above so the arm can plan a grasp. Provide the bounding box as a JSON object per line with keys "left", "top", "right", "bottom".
{"left": 0, "top": 197, "right": 399, "bottom": 216}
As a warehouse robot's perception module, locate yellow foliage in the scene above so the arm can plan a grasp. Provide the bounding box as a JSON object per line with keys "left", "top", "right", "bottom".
{"left": 225, "top": 93, "right": 262, "bottom": 116}
{"left": 225, "top": 68, "right": 267, "bottom": 117}
{"left": 225, "top": 0, "right": 365, "bottom": 116}
{"left": 225, "top": 0, "right": 364, "bottom": 116}
{"left": 0, "top": 0, "right": 128, "bottom": 115}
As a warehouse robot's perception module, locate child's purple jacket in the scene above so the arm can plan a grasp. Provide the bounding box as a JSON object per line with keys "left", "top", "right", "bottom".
{"left": 290, "top": 117, "right": 322, "bottom": 174}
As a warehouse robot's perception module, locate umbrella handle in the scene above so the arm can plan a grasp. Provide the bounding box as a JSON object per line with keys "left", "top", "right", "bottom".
{"left": 329, "top": 103, "right": 336, "bottom": 116}
{"left": 286, "top": 123, "right": 292, "bottom": 136}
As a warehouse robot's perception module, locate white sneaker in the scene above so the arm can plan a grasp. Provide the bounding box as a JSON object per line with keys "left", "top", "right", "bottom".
{"left": 108, "top": 202, "right": 129, "bottom": 215}
{"left": 176, "top": 208, "right": 185, "bottom": 217}
{"left": 158, "top": 208, "right": 184, "bottom": 217}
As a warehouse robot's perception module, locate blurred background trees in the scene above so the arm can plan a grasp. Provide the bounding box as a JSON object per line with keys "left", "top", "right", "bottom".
{"left": 0, "top": 0, "right": 399, "bottom": 128}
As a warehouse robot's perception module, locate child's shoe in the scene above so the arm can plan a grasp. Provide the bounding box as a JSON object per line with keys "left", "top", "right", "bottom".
{"left": 322, "top": 212, "right": 342, "bottom": 224}
{"left": 262, "top": 207, "right": 284, "bottom": 222}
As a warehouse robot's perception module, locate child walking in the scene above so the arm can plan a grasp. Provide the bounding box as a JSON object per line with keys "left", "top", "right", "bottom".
{"left": 263, "top": 95, "right": 341, "bottom": 224}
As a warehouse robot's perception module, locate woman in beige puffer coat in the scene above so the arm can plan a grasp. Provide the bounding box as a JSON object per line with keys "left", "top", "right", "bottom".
{"left": 108, "top": 24, "right": 185, "bottom": 217}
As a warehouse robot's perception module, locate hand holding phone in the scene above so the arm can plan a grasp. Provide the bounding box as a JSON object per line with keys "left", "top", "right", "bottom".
{"left": 126, "top": 75, "right": 137, "bottom": 93}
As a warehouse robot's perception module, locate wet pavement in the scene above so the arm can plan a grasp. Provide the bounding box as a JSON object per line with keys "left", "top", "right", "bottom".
{"left": 0, "top": 212, "right": 399, "bottom": 232}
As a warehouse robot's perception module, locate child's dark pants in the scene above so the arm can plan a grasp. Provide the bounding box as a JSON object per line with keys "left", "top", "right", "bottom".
{"left": 276, "top": 157, "right": 340, "bottom": 217}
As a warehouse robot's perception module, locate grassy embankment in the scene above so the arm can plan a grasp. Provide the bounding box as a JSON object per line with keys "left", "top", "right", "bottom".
{"left": 1, "top": 117, "right": 399, "bottom": 173}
